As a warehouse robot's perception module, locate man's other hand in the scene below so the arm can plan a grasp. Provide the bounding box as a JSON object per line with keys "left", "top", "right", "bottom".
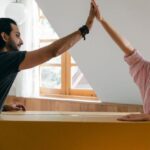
{"left": 2, "top": 104, "right": 26, "bottom": 112}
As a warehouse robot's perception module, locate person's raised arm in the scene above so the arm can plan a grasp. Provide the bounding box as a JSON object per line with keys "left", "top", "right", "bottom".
{"left": 92, "top": 0, "right": 134, "bottom": 56}
{"left": 19, "top": 3, "right": 95, "bottom": 70}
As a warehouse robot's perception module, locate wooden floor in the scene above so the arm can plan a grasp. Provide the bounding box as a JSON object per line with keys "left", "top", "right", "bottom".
{"left": 0, "top": 111, "right": 150, "bottom": 150}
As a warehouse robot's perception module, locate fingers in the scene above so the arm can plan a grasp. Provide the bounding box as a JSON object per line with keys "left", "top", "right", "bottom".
{"left": 117, "top": 114, "right": 150, "bottom": 121}
{"left": 2, "top": 104, "right": 26, "bottom": 112}
{"left": 91, "top": 0, "right": 97, "bottom": 8}
{"left": 90, "top": 2, "right": 94, "bottom": 12}
{"left": 91, "top": 2, "right": 94, "bottom": 9}
{"left": 8, "top": 104, "right": 26, "bottom": 111}
{"left": 91, "top": 0, "right": 103, "bottom": 22}
{"left": 16, "top": 104, "right": 26, "bottom": 111}
{"left": 117, "top": 115, "right": 134, "bottom": 121}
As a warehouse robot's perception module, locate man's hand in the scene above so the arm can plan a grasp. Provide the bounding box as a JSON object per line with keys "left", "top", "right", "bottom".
{"left": 117, "top": 113, "right": 150, "bottom": 121}
{"left": 85, "top": 2, "right": 96, "bottom": 30}
{"left": 91, "top": 0, "right": 103, "bottom": 22}
{"left": 2, "top": 104, "right": 26, "bottom": 112}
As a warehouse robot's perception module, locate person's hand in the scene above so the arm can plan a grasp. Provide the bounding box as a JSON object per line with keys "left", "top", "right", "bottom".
{"left": 117, "top": 113, "right": 150, "bottom": 121}
{"left": 91, "top": 0, "right": 103, "bottom": 22}
{"left": 2, "top": 104, "right": 26, "bottom": 112}
{"left": 85, "top": 2, "right": 96, "bottom": 30}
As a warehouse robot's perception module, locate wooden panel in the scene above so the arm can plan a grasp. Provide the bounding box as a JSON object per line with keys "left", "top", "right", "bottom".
{"left": 5, "top": 96, "right": 143, "bottom": 112}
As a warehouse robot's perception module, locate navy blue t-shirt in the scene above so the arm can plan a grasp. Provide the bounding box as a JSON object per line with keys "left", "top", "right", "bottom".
{"left": 0, "top": 51, "right": 26, "bottom": 111}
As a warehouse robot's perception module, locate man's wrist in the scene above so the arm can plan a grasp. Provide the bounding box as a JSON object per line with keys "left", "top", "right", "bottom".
{"left": 79, "top": 25, "right": 89, "bottom": 40}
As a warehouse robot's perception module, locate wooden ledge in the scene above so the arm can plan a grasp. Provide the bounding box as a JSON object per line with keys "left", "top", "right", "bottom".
{"left": 0, "top": 111, "right": 138, "bottom": 122}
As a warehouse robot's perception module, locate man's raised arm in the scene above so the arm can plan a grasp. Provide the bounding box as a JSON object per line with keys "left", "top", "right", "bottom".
{"left": 19, "top": 2, "right": 95, "bottom": 70}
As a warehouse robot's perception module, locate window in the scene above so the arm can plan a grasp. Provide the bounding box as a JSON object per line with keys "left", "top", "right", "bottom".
{"left": 38, "top": 9, "right": 97, "bottom": 99}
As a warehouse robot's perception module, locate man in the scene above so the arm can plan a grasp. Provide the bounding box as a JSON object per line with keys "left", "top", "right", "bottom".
{"left": 92, "top": 0, "right": 150, "bottom": 121}
{"left": 0, "top": 2, "right": 96, "bottom": 112}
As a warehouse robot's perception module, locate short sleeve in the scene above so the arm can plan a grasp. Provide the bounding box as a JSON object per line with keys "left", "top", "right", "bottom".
{"left": 0, "top": 51, "right": 26, "bottom": 77}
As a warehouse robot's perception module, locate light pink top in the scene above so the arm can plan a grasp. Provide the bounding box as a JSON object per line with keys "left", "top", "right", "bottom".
{"left": 124, "top": 51, "right": 150, "bottom": 114}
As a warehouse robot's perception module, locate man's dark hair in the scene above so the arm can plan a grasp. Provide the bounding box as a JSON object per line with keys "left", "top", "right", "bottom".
{"left": 0, "top": 18, "right": 17, "bottom": 49}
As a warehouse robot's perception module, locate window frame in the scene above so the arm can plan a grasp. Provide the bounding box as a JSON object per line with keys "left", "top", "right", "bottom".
{"left": 38, "top": 9, "right": 97, "bottom": 100}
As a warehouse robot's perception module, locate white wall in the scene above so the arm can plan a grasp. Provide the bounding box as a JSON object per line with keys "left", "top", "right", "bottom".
{"left": 0, "top": 0, "right": 14, "bottom": 17}
{"left": 0, "top": 0, "right": 34, "bottom": 96}
{"left": 35, "top": 0, "right": 150, "bottom": 104}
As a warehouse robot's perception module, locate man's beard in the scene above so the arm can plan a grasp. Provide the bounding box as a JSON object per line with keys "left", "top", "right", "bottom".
{"left": 7, "top": 40, "right": 20, "bottom": 51}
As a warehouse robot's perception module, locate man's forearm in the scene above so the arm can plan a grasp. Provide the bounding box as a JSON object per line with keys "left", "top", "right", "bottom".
{"left": 19, "top": 2, "right": 95, "bottom": 71}
{"left": 37, "top": 30, "right": 82, "bottom": 60}
{"left": 19, "top": 30, "right": 82, "bottom": 70}
{"left": 49, "top": 30, "right": 82, "bottom": 57}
